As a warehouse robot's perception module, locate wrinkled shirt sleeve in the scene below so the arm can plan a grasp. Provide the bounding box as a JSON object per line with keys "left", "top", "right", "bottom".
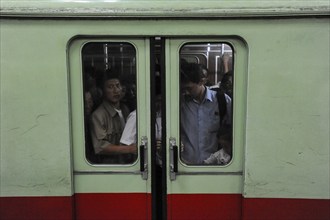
{"left": 90, "top": 112, "right": 111, "bottom": 154}
{"left": 120, "top": 110, "right": 137, "bottom": 145}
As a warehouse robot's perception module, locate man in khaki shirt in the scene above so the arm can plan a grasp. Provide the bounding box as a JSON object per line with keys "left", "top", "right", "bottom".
{"left": 90, "top": 69, "right": 136, "bottom": 164}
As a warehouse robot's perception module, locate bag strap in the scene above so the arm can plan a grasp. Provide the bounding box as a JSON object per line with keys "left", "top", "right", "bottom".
{"left": 211, "top": 88, "right": 227, "bottom": 125}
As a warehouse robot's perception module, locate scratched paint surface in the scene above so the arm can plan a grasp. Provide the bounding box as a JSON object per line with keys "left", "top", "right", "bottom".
{"left": 243, "top": 20, "right": 330, "bottom": 199}
{"left": 0, "top": 0, "right": 329, "bottom": 17}
{"left": 0, "top": 21, "right": 72, "bottom": 196}
{"left": 1, "top": 17, "right": 329, "bottom": 199}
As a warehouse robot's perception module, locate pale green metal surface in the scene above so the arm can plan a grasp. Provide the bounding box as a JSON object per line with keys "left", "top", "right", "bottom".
{"left": 74, "top": 175, "right": 148, "bottom": 193}
{"left": 0, "top": 20, "right": 73, "bottom": 196}
{"left": 242, "top": 19, "right": 330, "bottom": 199}
{"left": 170, "top": 175, "right": 243, "bottom": 194}
{"left": 1, "top": 0, "right": 329, "bottom": 17}
{"left": 0, "top": 17, "right": 329, "bottom": 199}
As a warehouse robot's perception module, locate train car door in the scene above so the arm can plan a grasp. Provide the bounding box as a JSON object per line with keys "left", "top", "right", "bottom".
{"left": 165, "top": 38, "right": 248, "bottom": 220}
{"left": 69, "top": 38, "right": 151, "bottom": 220}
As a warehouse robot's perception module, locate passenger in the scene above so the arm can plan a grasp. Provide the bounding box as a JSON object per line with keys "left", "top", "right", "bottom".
{"left": 120, "top": 79, "right": 162, "bottom": 165}
{"left": 84, "top": 90, "right": 100, "bottom": 163}
{"left": 119, "top": 101, "right": 162, "bottom": 165}
{"left": 120, "top": 80, "right": 137, "bottom": 112}
{"left": 155, "top": 90, "right": 162, "bottom": 166}
{"left": 220, "top": 71, "right": 233, "bottom": 98}
{"left": 217, "top": 71, "right": 233, "bottom": 128}
{"left": 84, "top": 67, "right": 103, "bottom": 110}
{"left": 83, "top": 72, "right": 101, "bottom": 163}
{"left": 84, "top": 91, "right": 94, "bottom": 116}
{"left": 89, "top": 69, "right": 137, "bottom": 164}
{"left": 204, "top": 133, "right": 232, "bottom": 165}
{"left": 222, "top": 53, "right": 231, "bottom": 74}
{"left": 210, "top": 53, "right": 233, "bottom": 89}
{"left": 119, "top": 109, "right": 137, "bottom": 146}
{"left": 199, "top": 64, "right": 212, "bottom": 86}
{"left": 180, "top": 63, "right": 231, "bottom": 165}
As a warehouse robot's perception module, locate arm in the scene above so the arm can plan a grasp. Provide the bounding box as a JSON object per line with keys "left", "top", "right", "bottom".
{"left": 222, "top": 53, "right": 230, "bottom": 74}
{"left": 99, "top": 143, "right": 137, "bottom": 155}
{"left": 120, "top": 110, "right": 137, "bottom": 145}
{"left": 90, "top": 109, "right": 137, "bottom": 155}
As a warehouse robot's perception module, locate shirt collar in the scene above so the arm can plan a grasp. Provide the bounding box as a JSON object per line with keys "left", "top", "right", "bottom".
{"left": 102, "top": 101, "right": 118, "bottom": 117}
{"left": 184, "top": 86, "right": 215, "bottom": 103}
{"left": 204, "top": 87, "right": 214, "bottom": 102}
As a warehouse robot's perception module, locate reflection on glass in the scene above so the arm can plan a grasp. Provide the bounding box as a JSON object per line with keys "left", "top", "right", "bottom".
{"left": 82, "top": 42, "right": 137, "bottom": 164}
{"left": 180, "top": 43, "right": 233, "bottom": 166}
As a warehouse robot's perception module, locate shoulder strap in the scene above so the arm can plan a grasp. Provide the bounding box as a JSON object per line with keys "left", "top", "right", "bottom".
{"left": 216, "top": 90, "right": 227, "bottom": 125}
{"left": 210, "top": 87, "right": 227, "bottom": 124}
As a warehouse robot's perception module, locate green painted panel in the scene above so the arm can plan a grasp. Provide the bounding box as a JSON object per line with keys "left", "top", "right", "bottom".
{"left": 74, "top": 175, "right": 148, "bottom": 193}
{"left": 170, "top": 175, "right": 243, "bottom": 194}
{"left": 0, "top": 20, "right": 73, "bottom": 196}
{"left": 1, "top": 0, "right": 329, "bottom": 17}
{"left": 242, "top": 20, "right": 330, "bottom": 199}
{"left": 0, "top": 18, "right": 329, "bottom": 200}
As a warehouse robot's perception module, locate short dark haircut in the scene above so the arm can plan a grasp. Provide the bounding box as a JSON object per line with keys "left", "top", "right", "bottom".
{"left": 102, "top": 68, "right": 121, "bottom": 88}
{"left": 180, "top": 63, "right": 204, "bottom": 84}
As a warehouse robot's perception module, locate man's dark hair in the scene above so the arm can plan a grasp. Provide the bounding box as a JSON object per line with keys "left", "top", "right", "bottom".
{"left": 102, "top": 68, "right": 121, "bottom": 88}
{"left": 180, "top": 63, "right": 204, "bottom": 84}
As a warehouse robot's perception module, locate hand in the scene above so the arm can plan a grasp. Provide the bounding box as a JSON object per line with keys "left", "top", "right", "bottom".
{"left": 222, "top": 53, "right": 230, "bottom": 64}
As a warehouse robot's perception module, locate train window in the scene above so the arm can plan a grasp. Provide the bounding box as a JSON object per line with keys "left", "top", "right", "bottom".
{"left": 180, "top": 42, "right": 233, "bottom": 166}
{"left": 82, "top": 42, "right": 137, "bottom": 164}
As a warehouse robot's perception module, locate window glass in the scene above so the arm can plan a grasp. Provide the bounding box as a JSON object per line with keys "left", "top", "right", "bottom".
{"left": 180, "top": 42, "right": 233, "bottom": 166}
{"left": 82, "top": 42, "right": 137, "bottom": 164}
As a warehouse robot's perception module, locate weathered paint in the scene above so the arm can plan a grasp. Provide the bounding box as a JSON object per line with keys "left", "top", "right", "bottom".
{"left": 0, "top": 20, "right": 73, "bottom": 196}
{"left": 0, "top": 0, "right": 329, "bottom": 17}
{"left": 242, "top": 19, "right": 330, "bottom": 199}
{"left": 1, "top": 19, "right": 329, "bottom": 196}
{"left": 1, "top": 16, "right": 329, "bottom": 197}
{"left": 0, "top": 5, "right": 329, "bottom": 219}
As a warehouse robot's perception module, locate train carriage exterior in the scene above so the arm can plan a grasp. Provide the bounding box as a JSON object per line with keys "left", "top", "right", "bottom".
{"left": 0, "top": 1, "right": 329, "bottom": 219}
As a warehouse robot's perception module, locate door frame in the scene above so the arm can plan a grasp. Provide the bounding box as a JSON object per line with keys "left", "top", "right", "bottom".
{"left": 68, "top": 37, "right": 152, "bottom": 220}
{"left": 165, "top": 37, "right": 248, "bottom": 220}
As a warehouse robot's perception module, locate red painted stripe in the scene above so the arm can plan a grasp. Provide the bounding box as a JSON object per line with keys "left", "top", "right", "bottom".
{"left": 243, "top": 198, "right": 330, "bottom": 220}
{"left": 74, "top": 193, "right": 151, "bottom": 220}
{"left": 167, "top": 194, "right": 242, "bottom": 220}
{"left": 1, "top": 194, "right": 329, "bottom": 220}
{"left": 0, "top": 196, "right": 73, "bottom": 220}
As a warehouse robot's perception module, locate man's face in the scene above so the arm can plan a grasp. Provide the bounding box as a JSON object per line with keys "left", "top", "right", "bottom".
{"left": 84, "top": 92, "right": 94, "bottom": 115}
{"left": 103, "top": 79, "right": 122, "bottom": 104}
{"left": 222, "top": 76, "right": 233, "bottom": 96}
{"left": 181, "top": 81, "right": 203, "bottom": 100}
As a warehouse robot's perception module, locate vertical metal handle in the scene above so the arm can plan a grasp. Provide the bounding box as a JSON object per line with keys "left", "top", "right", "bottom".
{"left": 169, "top": 137, "right": 178, "bottom": 181}
{"left": 140, "top": 136, "right": 148, "bottom": 180}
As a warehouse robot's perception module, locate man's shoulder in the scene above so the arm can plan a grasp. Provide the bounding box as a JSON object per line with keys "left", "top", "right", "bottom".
{"left": 126, "top": 110, "right": 137, "bottom": 121}
{"left": 91, "top": 103, "right": 107, "bottom": 119}
{"left": 205, "top": 86, "right": 218, "bottom": 102}
{"left": 92, "top": 102, "right": 116, "bottom": 119}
